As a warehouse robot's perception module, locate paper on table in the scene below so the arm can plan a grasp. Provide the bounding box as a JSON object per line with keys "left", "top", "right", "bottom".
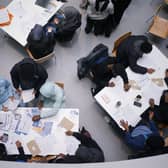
{"left": 22, "top": 89, "right": 35, "bottom": 103}
{"left": 41, "top": 122, "right": 53, "bottom": 136}
{"left": 27, "top": 140, "right": 41, "bottom": 156}
{"left": 0, "top": 8, "right": 10, "bottom": 24}
{"left": 58, "top": 117, "right": 74, "bottom": 131}
{"left": 3, "top": 98, "right": 20, "bottom": 111}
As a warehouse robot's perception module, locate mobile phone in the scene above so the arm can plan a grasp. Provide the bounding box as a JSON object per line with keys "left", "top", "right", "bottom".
{"left": 133, "top": 101, "right": 142, "bottom": 107}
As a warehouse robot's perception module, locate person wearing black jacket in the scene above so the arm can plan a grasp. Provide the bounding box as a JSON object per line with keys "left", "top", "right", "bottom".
{"left": 116, "top": 35, "right": 155, "bottom": 74}
{"left": 10, "top": 58, "right": 48, "bottom": 97}
{"left": 91, "top": 57, "right": 130, "bottom": 95}
{"left": 0, "top": 141, "right": 31, "bottom": 162}
{"left": 49, "top": 127, "right": 104, "bottom": 163}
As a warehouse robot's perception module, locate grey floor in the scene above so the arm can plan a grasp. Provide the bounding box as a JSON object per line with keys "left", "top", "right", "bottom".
{"left": 0, "top": 0, "right": 168, "bottom": 162}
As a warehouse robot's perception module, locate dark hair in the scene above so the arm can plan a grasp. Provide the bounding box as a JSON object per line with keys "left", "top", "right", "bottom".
{"left": 146, "top": 135, "right": 165, "bottom": 151}
{"left": 140, "top": 42, "right": 152, "bottom": 53}
{"left": 0, "top": 143, "right": 7, "bottom": 159}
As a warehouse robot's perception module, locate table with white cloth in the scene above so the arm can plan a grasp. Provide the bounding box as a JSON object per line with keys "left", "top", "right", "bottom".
{"left": 0, "top": 0, "right": 64, "bottom": 46}
{"left": 0, "top": 108, "right": 80, "bottom": 155}
{"left": 94, "top": 45, "right": 168, "bottom": 129}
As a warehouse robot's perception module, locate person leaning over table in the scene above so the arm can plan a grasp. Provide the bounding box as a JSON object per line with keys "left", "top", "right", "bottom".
{"left": 120, "top": 111, "right": 164, "bottom": 151}
{"left": 0, "top": 77, "right": 15, "bottom": 112}
{"left": 10, "top": 58, "right": 48, "bottom": 98}
{"left": 48, "top": 127, "right": 104, "bottom": 163}
{"left": 0, "top": 140, "right": 31, "bottom": 162}
{"left": 115, "top": 35, "right": 155, "bottom": 74}
{"left": 32, "top": 81, "right": 65, "bottom": 121}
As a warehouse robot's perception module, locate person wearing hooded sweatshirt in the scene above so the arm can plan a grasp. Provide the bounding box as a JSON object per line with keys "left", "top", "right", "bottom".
{"left": 32, "top": 81, "right": 65, "bottom": 121}
{"left": 0, "top": 77, "right": 15, "bottom": 111}
{"left": 10, "top": 58, "right": 48, "bottom": 98}
{"left": 49, "top": 127, "right": 104, "bottom": 163}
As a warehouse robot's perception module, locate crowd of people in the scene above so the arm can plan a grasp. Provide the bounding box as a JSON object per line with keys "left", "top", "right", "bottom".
{"left": 0, "top": 0, "right": 168, "bottom": 164}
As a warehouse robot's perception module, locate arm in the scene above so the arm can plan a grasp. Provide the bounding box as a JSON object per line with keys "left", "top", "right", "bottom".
{"left": 10, "top": 65, "right": 20, "bottom": 89}
{"left": 148, "top": 120, "right": 159, "bottom": 135}
{"left": 5, "top": 80, "right": 13, "bottom": 97}
{"left": 100, "top": 0, "right": 110, "bottom": 12}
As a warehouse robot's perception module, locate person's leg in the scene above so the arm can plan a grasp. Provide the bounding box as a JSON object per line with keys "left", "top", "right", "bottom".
{"left": 104, "top": 14, "right": 113, "bottom": 37}
{"left": 85, "top": 16, "right": 94, "bottom": 34}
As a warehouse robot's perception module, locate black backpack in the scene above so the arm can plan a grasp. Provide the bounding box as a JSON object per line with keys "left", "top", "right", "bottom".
{"left": 77, "top": 43, "right": 108, "bottom": 79}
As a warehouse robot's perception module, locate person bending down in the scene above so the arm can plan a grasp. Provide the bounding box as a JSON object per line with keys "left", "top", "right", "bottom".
{"left": 91, "top": 57, "right": 130, "bottom": 95}
{"left": 49, "top": 127, "right": 104, "bottom": 163}
{"left": 32, "top": 81, "right": 65, "bottom": 121}
{"left": 116, "top": 35, "right": 155, "bottom": 74}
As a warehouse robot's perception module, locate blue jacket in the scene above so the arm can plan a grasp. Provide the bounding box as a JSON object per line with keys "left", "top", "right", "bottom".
{"left": 124, "top": 120, "right": 159, "bottom": 151}
{"left": 0, "top": 78, "right": 13, "bottom": 110}
{"left": 39, "top": 81, "right": 65, "bottom": 118}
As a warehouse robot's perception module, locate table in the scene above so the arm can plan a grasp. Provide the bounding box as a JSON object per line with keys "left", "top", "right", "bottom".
{"left": 0, "top": 0, "right": 64, "bottom": 46}
{"left": 95, "top": 46, "right": 168, "bottom": 129}
{"left": 0, "top": 108, "right": 80, "bottom": 155}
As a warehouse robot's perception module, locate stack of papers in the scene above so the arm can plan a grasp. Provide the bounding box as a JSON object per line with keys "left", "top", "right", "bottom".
{"left": 3, "top": 98, "right": 20, "bottom": 111}
{"left": 22, "top": 89, "right": 35, "bottom": 103}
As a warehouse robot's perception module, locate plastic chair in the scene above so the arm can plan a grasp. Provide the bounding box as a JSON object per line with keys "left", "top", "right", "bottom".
{"left": 112, "top": 32, "right": 132, "bottom": 57}
{"left": 26, "top": 47, "right": 56, "bottom": 64}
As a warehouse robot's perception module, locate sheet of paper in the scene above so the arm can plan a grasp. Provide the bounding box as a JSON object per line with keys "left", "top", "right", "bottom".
{"left": 27, "top": 140, "right": 41, "bottom": 156}
{"left": 22, "top": 89, "right": 35, "bottom": 103}
{"left": 41, "top": 122, "right": 53, "bottom": 136}
{"left": 3, "top": 98, "right": 20, "bottom": 111}
{"left": 0, "top": 8, "right": 10, "bottom": 24}
{"left": 58, "top": 117, "right": 74, "bottom": 131}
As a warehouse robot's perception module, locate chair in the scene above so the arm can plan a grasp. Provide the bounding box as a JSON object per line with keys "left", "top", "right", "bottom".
{"left": 55, "top": 82, "right": 64, "bottom": 89}
{"left": 26, "top": 47, "right": 56, "bottom": 64}
{"left": 112, "top": 32, "right": 132, "bottom": 57}
{"left": 148, "top": 3, "right": 168, "bottom": 39}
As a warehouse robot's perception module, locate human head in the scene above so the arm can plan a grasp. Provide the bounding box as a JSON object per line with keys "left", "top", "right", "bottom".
{"left": 164, "top": 91, "right": 168, "bottom": 103}
{"left": 40, "top": 81, "right": 56, "bottom": 98}
{"left": 146, "top": 135, "right": 165, "bottom": 151}
{"left": 140, "top": 41, "right": 152, "bottom": 53}
{"left": 0, "top": 143, "right": 7, "bottom": 159}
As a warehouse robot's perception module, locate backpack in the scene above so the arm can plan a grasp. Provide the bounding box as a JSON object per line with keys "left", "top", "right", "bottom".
{"left": 77, "top": 43, "right": 108, "bottom": 79}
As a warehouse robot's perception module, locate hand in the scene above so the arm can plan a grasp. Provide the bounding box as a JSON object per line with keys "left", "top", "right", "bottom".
{"left": 32, "top": 115, "right": 41, "bottom": 121}
{"left": 147, "top": 68, "right": 155, "bottom": 74}
{"left": 108, "top": 82, "right": 115, "bottom": 87}
{"left": 37, "top": 101, "right": 43, "bottom": 110}
{"left": 124, "top": 83, "right": 131, "bottom": 91}
{"left": 149, "top": 98, "right": 155, "bottom": 108}
{"left": 2, "top": 106, "right": 8, "bottom": 112}
{"left": 33, "top": 89, "right": 36, "bottom": 95}
{"left": 149, "top": 111, "right": 154, "bottom": 120}
{"left": 65, "top": 130, "right": 73, "bottom": 136}
{"left": 15, "top": 140, "right": 22, "bottom": 148}
{"left": 47, "top": 27, "right": 53, "bottom": 33}
{"left": 56, "top": 153, "right": 65, "bottom": 159}
{"left": 16, "top": 88, "right": 22, "bottom": 95}
{"left": 53, "top": 18, "right": 59, "bottom": 24}
{"left": 9, "top": 96, "right": 15, "bottom": 101}
{"left": 120, "top": 120, "right": 129, "bottom": 132}
{"left": 0, "top": 136, "right": 2, "bottom": 140}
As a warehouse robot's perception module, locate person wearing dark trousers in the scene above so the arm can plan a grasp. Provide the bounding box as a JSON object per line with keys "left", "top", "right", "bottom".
{"left": 90, "top": 57, "right": 130, "bottom": 95}
{"left": 10, "top": 58, "right": 48, "bottom": 98}
{"left": 49, "top": 127, "right": 104, "bottom": 163}
{"left": 111, "top": 0, "right": 132, "bottom": 27}
{"left": 116, "top": 35, "right": 155, "bottom": 74}
{"left": 0, "top": 140, "right": 31, "bottom": 162}
{"left": 120, "top": 111, "right": 164, "bottom": 152}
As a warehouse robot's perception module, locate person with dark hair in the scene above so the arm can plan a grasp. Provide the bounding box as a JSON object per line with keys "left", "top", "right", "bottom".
{"left": 116, "top": 35, "right": 155, "bottom": 74}
{"left": 90, "top": 60, "right": 130, "bottom": 95}
{"left": 49, "top": 127, "right": 104, "bottom": 163}
{"left": 0, "top": 141, "right": 31, "bottom": 162}
{"left": 120, "top": 111, "right": 163, "bottom": 151}
{"left": 10, "top": 58, "right": 48, "bottom": 97}
{"left": 111, "top": 0, "right": 132, "bottom": 27}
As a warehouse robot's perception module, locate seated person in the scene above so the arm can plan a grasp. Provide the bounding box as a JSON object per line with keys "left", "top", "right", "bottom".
{"left": 0, "top": 77, "right": 15, "bottom": 111}
{"left": 32, "top": 81, "right": 65, "bottom": 121}
{"left": 120, "top": 111, "right": 163, "bottom": 151}
{"left": 116, "top": 35, "right": 155, "bottom": 74}
{"left": 49, "top": 127, "right": 104, "bottom": 163}
{"left": 10, "top": 58, "right": 48, "bottom": 98}
{"left": 0, "top": 140, "right": 31, "bottom": 162}
{"left": 91, "top": 60, "right": 130, "bottom": 95}
{"left": 54, "top": 6, "right": 81, "bottom": 42}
